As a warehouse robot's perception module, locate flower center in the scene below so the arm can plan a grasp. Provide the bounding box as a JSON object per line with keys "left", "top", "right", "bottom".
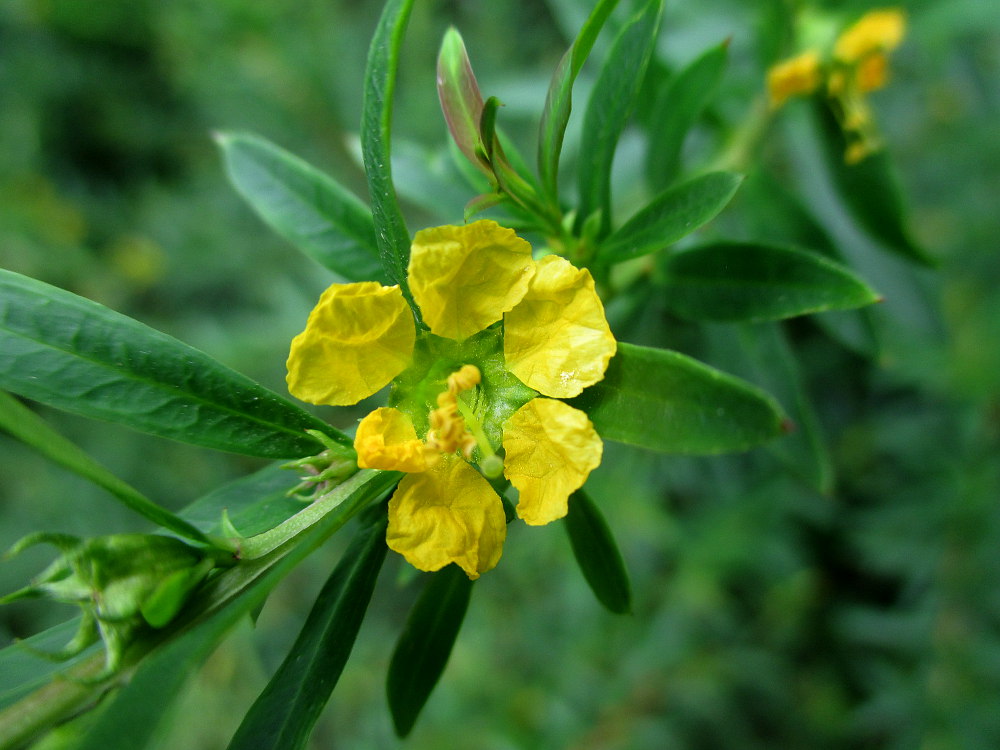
{"left": 424, "top": 364, "right": 504, "bottom": 478}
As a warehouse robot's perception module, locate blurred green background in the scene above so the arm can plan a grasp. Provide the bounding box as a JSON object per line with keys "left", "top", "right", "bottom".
{"left": 1, "top": 0, "right": 999, "bottom": 747}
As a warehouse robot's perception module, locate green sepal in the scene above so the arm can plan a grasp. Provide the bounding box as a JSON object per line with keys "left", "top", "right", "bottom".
{"left": 387, "top": 564, "right": 474, "bottom": 737}
{"left": 569, "top": 342, "right": 787, "bottom": 454}
{"left": 565, "top": 491, "right": 632, "bottom": 614}
{"left": 658, "top": 241, "right": 882, "bottom": 323}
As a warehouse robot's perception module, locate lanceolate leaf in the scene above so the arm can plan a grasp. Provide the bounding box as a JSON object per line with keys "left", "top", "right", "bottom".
{"left": 215, "top": 132, "right": 384, "bottom": 282}
{"left": 0, "top": 270, "right": 343, "bottom": 458}
{"left": 537, "top": 0, "right": 620, "bottom": 197}
{"left": 599, "top": 171, "right": 743, "bottom": 263}
{"left": 0, "top": 391, "right": 212, "bottom": 544}
{"left": 813, "top": 103, "right": 935, "bottom": 267}
{"left": 226, "top": 507, "right": 388, "bottom": 750}
{"left": 570, "top": 342, "right": 787, "bottom": 454}
{"left": 577, "top": 0, "right": 664, "bottom": 237}
{"left": 659, "top": 242, "right": 881, "bottom": 323}
{"left": 565, "top": 490, "right": 631, "bottom": 614}
{"left": 362, "top": 0, "right": 416, "bottom": 301}
{"left": 387, "top": 565, "right": 473, "bottom": 737}
{"left": 646, "top": 41, "right": 729, "bottom": 190}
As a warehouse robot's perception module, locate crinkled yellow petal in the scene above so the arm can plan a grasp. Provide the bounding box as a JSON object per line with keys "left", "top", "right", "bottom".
{"left": 286, "top": 282, "right": 415, "bottom": 406}
{"left": 835, "top": 9, "right": 906, "bottom": 63}
{"left": 387, "top": 454, "right": 506, "bottom": 579}
{"left": 767, "top": 50, "right": 821, "bottom": 109}
{"left": 355, "top": 407, "right": 427, "bottom": 472}
{"left": 502, "top": 398, "right": 602, "bottom": 526}
{"left": 408, "top": 220, "right": 535, "bottom": 341}
{"left": 504, "top": 255, "right": 616, "bottom": 399}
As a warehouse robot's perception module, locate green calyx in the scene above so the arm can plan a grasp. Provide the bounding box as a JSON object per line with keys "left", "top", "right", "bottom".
{"left": 1, "top": 533, "right": 227, "bottom": 673}
{"left": 389, "top": 326, "right": 536, "bottom": 449}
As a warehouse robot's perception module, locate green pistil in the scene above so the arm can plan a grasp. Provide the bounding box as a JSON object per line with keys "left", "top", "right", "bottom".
{"left": 455, "top": 396, "right": 504, "bottom": 478}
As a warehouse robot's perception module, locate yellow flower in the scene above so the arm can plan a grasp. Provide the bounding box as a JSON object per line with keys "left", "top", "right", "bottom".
{"left": 286, "top": 220, "right": 616, "bottom": 579}
{"left": 834, "top": 9, "right": 906, "bottom": 65}
{"left": 767, "top": 50, "right": 822, "bottom": 109}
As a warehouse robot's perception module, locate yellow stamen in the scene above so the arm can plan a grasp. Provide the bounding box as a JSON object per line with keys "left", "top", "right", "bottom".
{"left": 422, "top": 365, "right": 503, "bottom": 477}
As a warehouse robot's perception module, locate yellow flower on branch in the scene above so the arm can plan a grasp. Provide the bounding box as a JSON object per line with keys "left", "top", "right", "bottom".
{"left": 286, "top": 220, "right": 617, "bottom": 579}
{"left": 764, "top": 7, "right": 907, "bottom": 163}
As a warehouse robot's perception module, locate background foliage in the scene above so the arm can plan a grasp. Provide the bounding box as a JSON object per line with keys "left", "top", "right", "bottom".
{"left": 1, "top": 0, "right": 998, "bottom": 747}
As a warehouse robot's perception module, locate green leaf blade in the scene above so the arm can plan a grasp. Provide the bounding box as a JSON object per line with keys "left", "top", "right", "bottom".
{"left": 0, "top": 270, "right": 344, "bottom": 458}
{"left": 537, "top": 0, "right": 620, "bottom": 196}
{"left": 570, "top": 342, "right": 787, "bottom": 454}
{"left": 660, "top": 241, "right": 881, "bottom": 323}
{"left": 646, "top": 41, "right": 728, "bottom": 190}
{"left": 361, "top": 0, "right": 416, "bottom": 300}
{"left": 387, "top": 565, "right": 473, "bottom": 737}
{"left": 215, "top": 131, "right": 384, "bottom": 282}
{"left": 577, "top": 0, "right": 664, "bottom": 236}
{"left": 226, "top": 509, "right": 388, "bottom": 750}
{"left": 599, "top": 171, "right": 743, "bottom": 262}
{"left": 0, "top": 391, "right": 211, "bottom": 543}
{"left": 565, "top": 491, "right": 631, "bottom": 614}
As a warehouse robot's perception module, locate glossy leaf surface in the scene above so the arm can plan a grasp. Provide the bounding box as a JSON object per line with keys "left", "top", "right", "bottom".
{"left": 0, "top": 270, "right": 341, "bottom": 458}
{"left": 565, "top": 490, "right": 631, "bottom": 613}
{"left": 387, "top": 564, "right": 473, "bottom": 737}
{"left": 570, "top": 342, "right": 786, "bottom": 454}
{"left": 660, "top": 242, "right": 881, "bottom": 323}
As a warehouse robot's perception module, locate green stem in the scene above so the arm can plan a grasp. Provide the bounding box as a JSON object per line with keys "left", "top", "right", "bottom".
{"left": 237, "top": 469, "right": 400, "bottom": 560}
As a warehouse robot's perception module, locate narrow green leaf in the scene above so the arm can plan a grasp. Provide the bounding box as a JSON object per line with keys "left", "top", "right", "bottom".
{"left": 0, "top": 269, "right": 344, "bottom": 458}
{"left": 659, "top": 241, "right": 882, "bottom": 323}
{"left": 215, "top": 131, "right": 384, "bottom": 282}
{"left": 537, "top": 0, "right": 620, "bottom": 196}
{"left": 813, "top": 103, "right": 935, "bottom": 267}
{"left": 646, "top": 41, "right": 729, "bottom": 190}
{"left": 737, "top": 168, "right": 881, "bottom": 357}
{"left": 599, "top": 171, "right": 742, "bottom": 262}
{"left": 0, "top": 391, "right": 211, "bottom": 544}
{"left": 387, "top": 565, "right": 473, "bottom": 737}
{"left": 361, "top": 0, "right": 416, "bottom": 300}
{"left": 577, "top": 0, "right": 664, "bottom": 237}
{"left": 227, "top": 508, "right": 387, "bottom": 750}
{"left": 569, "top": 342, "right": 787, "bottom": 454}
{"left": 565, "top": 491, "right": 631, "bottom": 614}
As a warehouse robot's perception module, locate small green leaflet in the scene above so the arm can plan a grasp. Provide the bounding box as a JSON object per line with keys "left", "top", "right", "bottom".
{"left": 215, "top": 131, "right": 385, "bottom": 282}
{"left": 659, "top": 241, "right": 881, "bottom": 323}
{"left": 570, "top": 342, "right": 787, "bottom": 454}
{"left": 0, "top": 269, "right": 343, "bottom": 459}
